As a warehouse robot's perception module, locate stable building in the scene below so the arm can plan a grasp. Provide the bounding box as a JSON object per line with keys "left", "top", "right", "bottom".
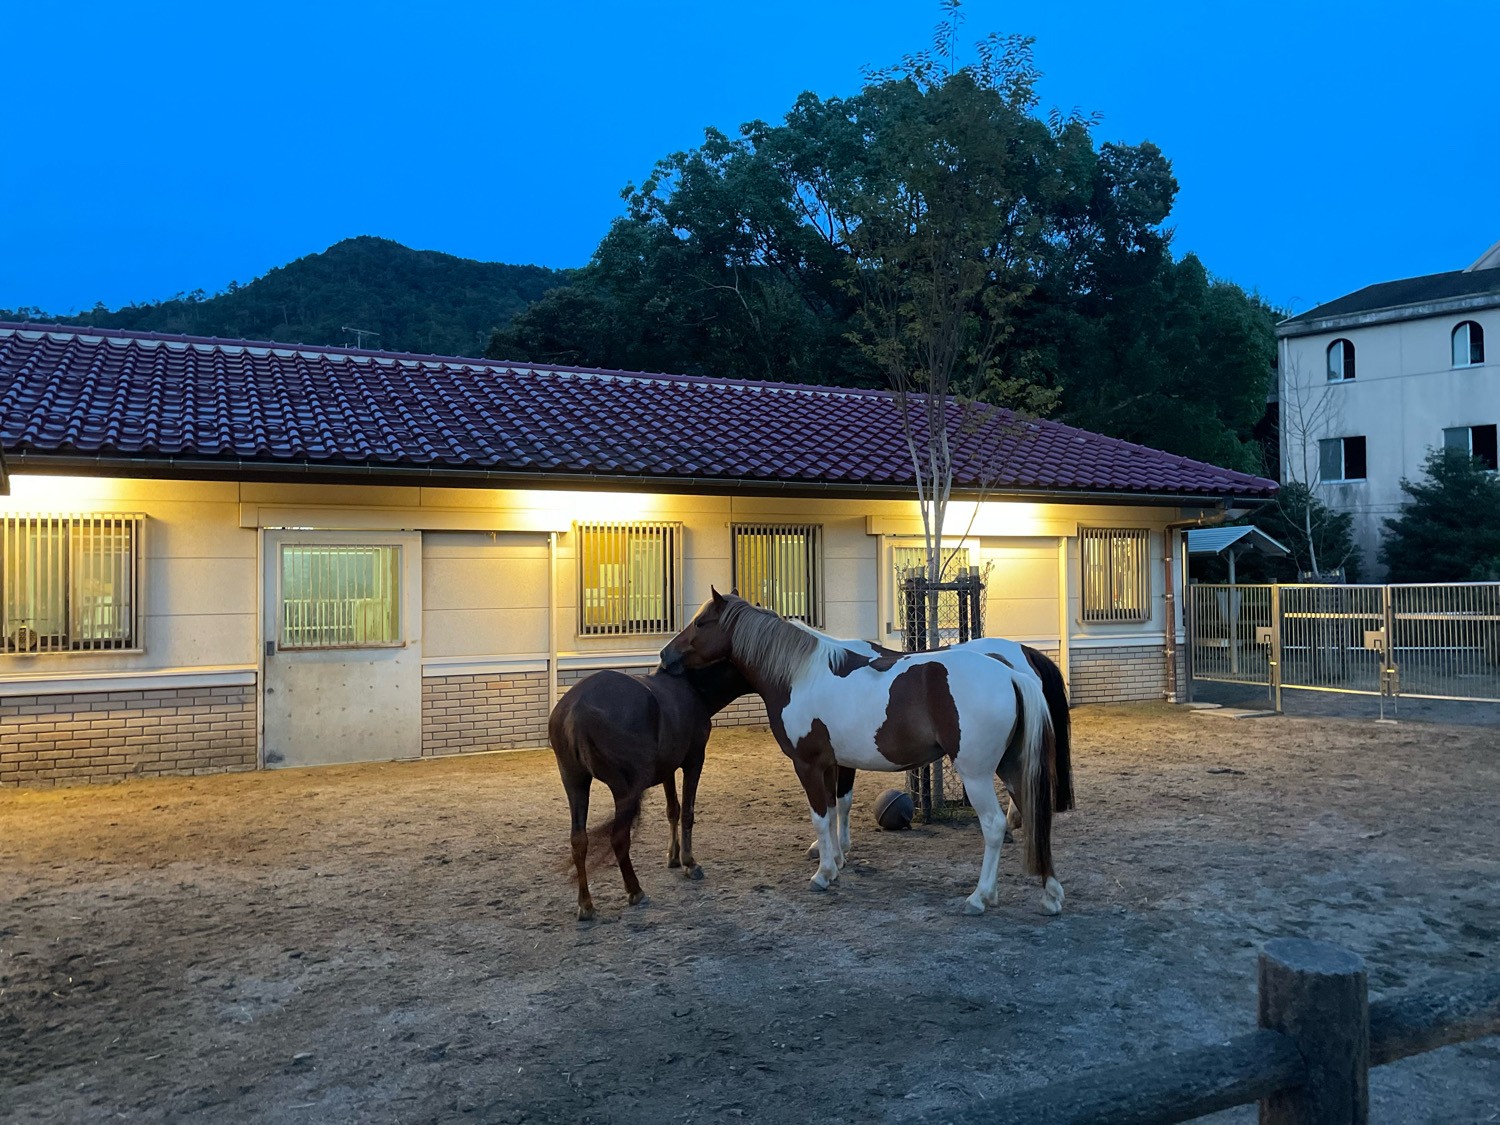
{"left": 0, "top": 323, "right": 1276, "bottom": 786}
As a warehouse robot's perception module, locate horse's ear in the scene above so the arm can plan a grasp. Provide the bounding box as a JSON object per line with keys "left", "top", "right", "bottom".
{"left": 729, "top": 587, "right": 739, "bottom": 597}
{"left": 710, "top": 587, "right": 726, "bottom": 606}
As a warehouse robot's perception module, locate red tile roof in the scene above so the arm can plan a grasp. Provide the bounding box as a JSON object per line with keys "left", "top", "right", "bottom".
{"left": 0, "top": 323, "right": 1276, "bottom": 501}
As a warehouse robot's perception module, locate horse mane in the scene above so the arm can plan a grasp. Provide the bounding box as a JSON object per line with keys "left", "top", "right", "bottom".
{"left": 719, "top": 598, "right": 846, "bottom": 689}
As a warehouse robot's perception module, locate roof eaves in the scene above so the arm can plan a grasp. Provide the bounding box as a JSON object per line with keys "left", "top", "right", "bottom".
{"left": 1276, "top": 288, "right": 1500, "bottom": 337}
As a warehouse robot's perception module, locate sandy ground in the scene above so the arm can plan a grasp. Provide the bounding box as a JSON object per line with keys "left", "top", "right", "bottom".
{"left": 2, "top": 704, "right": 1498, "bottom": 1124}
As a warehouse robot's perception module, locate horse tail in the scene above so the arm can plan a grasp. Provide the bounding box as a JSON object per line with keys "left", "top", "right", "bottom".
{"left": 1023, "top": 645, "right": 1074, "bottom": 813}
{"left": 1014, "top": 669, "right": 1056, "bottom": 880}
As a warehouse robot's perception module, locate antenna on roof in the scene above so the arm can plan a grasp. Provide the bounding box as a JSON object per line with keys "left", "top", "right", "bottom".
{"left": 342, "top": 326, "right": 379, "bottom": 349}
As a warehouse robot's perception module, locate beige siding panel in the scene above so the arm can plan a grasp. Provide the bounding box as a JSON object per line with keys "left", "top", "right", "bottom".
{"left": 423, "top": 555, "right": 550, "bottom": 612}
{"left": 145, "top": 556, "right": 257, "bottom": 619}
{"left": 424, "top": 608, "right": 549, "bottom": 659}
{"left": 140, "top": 613, "right": 258, "bottom": 666}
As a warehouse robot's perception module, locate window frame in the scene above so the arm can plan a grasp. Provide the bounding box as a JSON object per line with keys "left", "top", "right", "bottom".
{"left": 889, "top": 539, "right": 975, "bottom": 639}
{"left": 1326, "top": 338, "right": 1357, "bottom": 382}
{"left": 1079, "top": 527, "right": 1152, "bottom": 625}
{"left": 575, "top": 521, "right": 683, "bottom": 638}
{"left": 1319, "top": 435, "right": 1368, "bottom": 482}
{"left": 1443, "top": 423, "right": 1499, "bottom": 471}
{"left": 276, "top": 542, "right": 405, "bottom": 651}
{"left": 730, "top": 523, "right": 824, "bottom": 627}
{"left": 1452, "top": 321, "right": 1486, "bottom": 367}
{"left": 1, "top": 513, "right": 144, "bottom": 655}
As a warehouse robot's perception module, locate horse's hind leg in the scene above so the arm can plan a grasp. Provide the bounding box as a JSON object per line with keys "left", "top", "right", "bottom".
{"left": 663, "top": 776, "right": 682, "bottom": 869}
{"left": 958, "top": 754, "right": 1008, "bottom": 915}
{"left": 609, "top": 793, "right": 647, "bottom": 906}
{"left": 562, "top": 771, "right": 595, "bottom": 922}
{"left": 679, "top": 747, "right": 706, "bottom": 880}
{"left": 999, "top": 751, "right": 1064, "bottom": 916}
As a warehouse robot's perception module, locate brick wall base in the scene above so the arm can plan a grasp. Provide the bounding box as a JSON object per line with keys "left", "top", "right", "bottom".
{"left": 1066, "top": 643, "right": 1168, "bottom": 704}
{"left": 0, "top": 685, "right": 256, "bottom": 788}
{"left": 423, "top": 672, "right": 549, "bottom": 755}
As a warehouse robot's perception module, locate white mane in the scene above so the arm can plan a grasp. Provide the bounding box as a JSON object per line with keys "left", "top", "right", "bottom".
{"left": 719, "top": 599, "right": 854, "bottom": 688}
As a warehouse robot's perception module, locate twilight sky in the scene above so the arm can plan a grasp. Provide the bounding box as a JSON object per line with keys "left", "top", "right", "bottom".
{"left": 2, "top": 0, "right": 1496, "bottom": 318}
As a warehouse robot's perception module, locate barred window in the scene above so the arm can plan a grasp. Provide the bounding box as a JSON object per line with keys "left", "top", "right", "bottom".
{"left": 1, "top": 514, "right": 141, "bottom": 653}
{"left": 893, "top": 544, "right": 971, "bottom": 636}
{"left": 577, "top": 522, "right": 681, "bottom": 636}
{"left": 1081, "top": 528, "right": 1150, "bottom": 624}
{"left": 279, "top": 544, "right": 402, "bottom": 649}
{"left": 732, "top": 524, "right": 822, "bottom": 625}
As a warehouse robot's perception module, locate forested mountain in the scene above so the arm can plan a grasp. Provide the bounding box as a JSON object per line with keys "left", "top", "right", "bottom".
{"left": 4, "top": 237, "right": 568, "bottom": 358}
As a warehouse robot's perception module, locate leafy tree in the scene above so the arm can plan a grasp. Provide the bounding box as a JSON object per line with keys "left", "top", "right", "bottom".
{"left": 489, "top": 5, "right": 1276, "bottom": 474}
{"left": 1381, "top": 451, "right": 1500, "bottom": 581}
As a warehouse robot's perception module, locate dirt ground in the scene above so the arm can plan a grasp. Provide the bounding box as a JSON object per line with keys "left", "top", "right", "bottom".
{"left": 2, "top": 705, "right": 1498, "bottom": 1125}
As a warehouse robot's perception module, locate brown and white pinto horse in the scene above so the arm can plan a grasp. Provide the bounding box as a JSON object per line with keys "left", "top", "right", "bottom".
{"left": 661, "top": 591, "right": 1072, "bottom": 915}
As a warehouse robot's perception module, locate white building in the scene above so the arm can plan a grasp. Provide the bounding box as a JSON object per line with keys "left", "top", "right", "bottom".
{"left": 1276, "top": 241, "right": 1500, "bottom": 577}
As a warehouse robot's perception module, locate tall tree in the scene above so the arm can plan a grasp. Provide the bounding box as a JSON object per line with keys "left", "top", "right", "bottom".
{"left": 1381, "top": 450, "right": 1500, "bottom": 582}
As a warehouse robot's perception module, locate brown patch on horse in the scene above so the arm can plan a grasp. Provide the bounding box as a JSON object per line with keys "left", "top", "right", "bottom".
{"left": 831, "top": 649, "right": 877, "bottom": 678}
{"left": 872, "top": 662, "right": 960, "bottom": 768}
{"left": 790, "top": 718, "right": 840, "bottom": 815}
{"left": 983, "top": 651, "right": 1016, "bottom": 669}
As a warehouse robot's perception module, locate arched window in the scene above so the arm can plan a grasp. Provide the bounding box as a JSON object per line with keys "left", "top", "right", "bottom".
{"left": 1452, "top": 321, "right": 1485, "bottom": 367}
{"left": 1326, "top": 338, "right": 1356, "bottom": 381}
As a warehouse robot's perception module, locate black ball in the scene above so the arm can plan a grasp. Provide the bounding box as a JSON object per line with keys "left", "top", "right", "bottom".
{"left": 874, "top": 788, "right": 915, "bottom": 831}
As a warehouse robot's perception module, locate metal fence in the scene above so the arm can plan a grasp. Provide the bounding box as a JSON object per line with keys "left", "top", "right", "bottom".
{"left": 901, "top": 567, "right": 986, "bottom": 820}
{"left": 1189, "top": 581, "right": 1500, "bottom": 709}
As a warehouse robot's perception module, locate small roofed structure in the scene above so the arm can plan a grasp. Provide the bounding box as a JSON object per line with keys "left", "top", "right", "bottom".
{"left": 1188, "top": 525, "right": 1290, "bottom": 584}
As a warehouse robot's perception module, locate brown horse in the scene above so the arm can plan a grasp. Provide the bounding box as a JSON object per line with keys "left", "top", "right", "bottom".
{"left": 549, "top": 663, "right": 750, "bottom": 920}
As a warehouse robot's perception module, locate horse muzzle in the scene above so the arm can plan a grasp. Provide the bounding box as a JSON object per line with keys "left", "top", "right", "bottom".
{"left": 658, "top": 647, "right": 685, "bottom": 675}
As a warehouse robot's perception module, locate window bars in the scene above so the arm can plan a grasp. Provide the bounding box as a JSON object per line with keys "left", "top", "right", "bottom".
{"left": 1, "top": 514, "right": 141, "bottom": 653}
{"left": 1081, "top": 527, "right": 1150, "bottom": 624}
{"left": 576, "top": 521, "right": 682, "bottom": 636}
{"left": 279, "top": 544, "right": 402, "bottom": 649}
{"left": 731, "top": 524, "right": 823, "bottom": 626}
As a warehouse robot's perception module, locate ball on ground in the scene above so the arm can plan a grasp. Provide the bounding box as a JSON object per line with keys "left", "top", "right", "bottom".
{"left": 874, "top": 788, "right": 915, "bottom": 831}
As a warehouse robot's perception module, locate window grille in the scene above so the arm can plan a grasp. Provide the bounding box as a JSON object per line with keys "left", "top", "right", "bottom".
{"left": 279, "top": 544, "right": 402, "bottom": 649}
{"left": 1081, "top": 528, "right": 1150, "bottom": 624}
{"left": 731, "top": 524, "right": 823, "bottom": 625}
{"left": 576, "top": 522, "right": 681, "bottom": 636}
{"left": 1, "top": 514, "right": 141, "bottom": 653}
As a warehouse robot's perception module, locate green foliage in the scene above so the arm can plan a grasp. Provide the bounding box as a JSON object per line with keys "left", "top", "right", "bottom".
{"left": 6, "top": 237, "right": 567, "bottom": 358}
{"left": 489, "top": 11, "right": 1275, "bottom": 472}
{"left": 1221, "top": 482, "right": 1362, "bottom": 581}
{"left": 1381, "top": 451, "right": 1500, "bottom": 581}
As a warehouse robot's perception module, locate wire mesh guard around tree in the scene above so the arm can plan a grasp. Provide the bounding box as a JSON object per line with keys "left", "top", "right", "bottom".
{"left": 900, "top": 566, "right": 986, "bottom": 822}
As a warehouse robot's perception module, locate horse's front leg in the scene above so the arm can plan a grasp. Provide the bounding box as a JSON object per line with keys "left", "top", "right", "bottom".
{"left": 678, "top": 743, "right": 706, "bottom": 880}
{"left": 792, "top": 751, "right": 841, "bottom": 890}
{"left": 806, "top": 766, "right": 856, "bottom": 865}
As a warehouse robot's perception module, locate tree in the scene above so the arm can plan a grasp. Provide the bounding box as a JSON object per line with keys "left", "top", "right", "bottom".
{"left": 1381, "top": 450, "right": 1500, "bottom": 582}
{"left": 1270, "top": 355, "right": 1362, "bottom": 578}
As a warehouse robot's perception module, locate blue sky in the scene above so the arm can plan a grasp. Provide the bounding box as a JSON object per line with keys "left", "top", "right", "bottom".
{"left": 2, "top": 0, "right": 1496, "bottom": 317}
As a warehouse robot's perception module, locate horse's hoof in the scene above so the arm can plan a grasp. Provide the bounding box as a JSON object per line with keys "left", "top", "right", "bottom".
{"left": 577, "top": 905, "right": 595, "bottom": 922}
{"left": 686, "top": 864, "right": 704, "bottom": 881}
{"left": 628, "top": 891, "right": 649, "bottom": 907}
{"left": 1041, "top": 878, "right": 1065, "bottom": 916}
{"left": 963, "top": 898, "right": 986, "bottom": 916}
{"left": 809, "top": 872, "right": 831, "bottom": 891}
{"left": 667, "top": 856, "right": 682, "bottom": 869}
{"left": 805, "top": 841, "right": 821, "bottom": 860}
{"left": 1003, "top": 828, "right": 1014, "bottom": 844}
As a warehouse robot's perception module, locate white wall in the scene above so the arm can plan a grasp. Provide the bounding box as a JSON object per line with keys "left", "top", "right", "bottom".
{"left": 1281, "top": 307, "right": 1499, "bottom": 574}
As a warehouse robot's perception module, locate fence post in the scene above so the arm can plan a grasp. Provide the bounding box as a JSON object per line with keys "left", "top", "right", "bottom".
{"left": 902, "top": 572, "right": 933, "bottom": 821}
{"left": 1270, "top": 583, "right": 1283, "bottom": 713}
{"left": 1258, "top": 938, "right": 1369, "bottom": 1125}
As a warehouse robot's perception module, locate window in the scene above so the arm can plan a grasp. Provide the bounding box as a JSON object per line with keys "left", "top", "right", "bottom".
{"left": 1, "top": 514, "right": 141, "bottom": 653}
{"left": 1326, "top": 338, "right": 1356, "bottom": 381}
{"left": 1452, "top": 321, "right": 1485, "bottom": 367}
{"left": 1443, "top": 424, "right": 1499, "bottom": 471}
{"left": 732, "top": 524, "right": 822, "bottom": 625}
{"left": 1081, "top": 528, "right": 1151, "bottom": 624}
{"left": 1319, "top": 435, "right": 1368, "bottom": 482}
{"left": 576, "top": 522, "right": 681, "bottom": 636}
{"left": 279, "top": 544, "right": 401, "bottom": 649}
{"left": 892, "top": 543, "right": 972, "bottom": 633}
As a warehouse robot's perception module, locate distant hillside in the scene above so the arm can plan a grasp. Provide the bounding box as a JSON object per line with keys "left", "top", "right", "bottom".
{"left": 3, "top": 237, "right": 570, "bottom": 357}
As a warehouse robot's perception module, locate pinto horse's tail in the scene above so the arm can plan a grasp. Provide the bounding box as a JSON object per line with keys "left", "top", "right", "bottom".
{"left": 1023, "top": 645, "right": 1073, "bottom": 813}
{"left": 1014, "top": 669, "right": 1057, "bottom": 880}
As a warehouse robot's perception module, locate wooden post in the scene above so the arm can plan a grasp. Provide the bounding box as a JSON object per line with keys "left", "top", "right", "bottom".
{"left": 1258, "top": 938, "right": 1369, "bottom": 1125}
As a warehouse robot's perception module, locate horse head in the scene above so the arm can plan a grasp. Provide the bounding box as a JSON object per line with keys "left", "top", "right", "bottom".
{"left": 659, "top": 587, "right": 736, "bottom": 675}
